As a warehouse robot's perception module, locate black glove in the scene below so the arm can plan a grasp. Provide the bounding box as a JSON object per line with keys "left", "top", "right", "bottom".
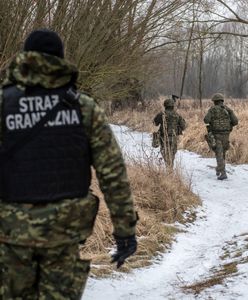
{"left": 111, "top": 235, "right": 137, "bottom": 269}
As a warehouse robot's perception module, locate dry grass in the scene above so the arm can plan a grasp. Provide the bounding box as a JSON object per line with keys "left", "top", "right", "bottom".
{"left": 179, "top": 99, "right": 248, "bottom": 164}
{"left": 183, "top": 262, "right": 238, "bottom": 295}
{"left": 109, "top": 98, "right": 248, "bottom": 164}
{"left": 81, "top": 161, "right": 200, "bottom": 277}
{"left": 183, "top": 232, "right": 248, "bottom": 295}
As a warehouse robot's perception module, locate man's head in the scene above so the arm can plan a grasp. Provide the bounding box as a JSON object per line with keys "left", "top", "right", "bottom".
{"left": 211, "top": 93, "right": 224, "bottom": 105}
{"left": 164, "top": 98, "right": 175, "bottom": 109}
{"left": 24, "top": 29, "right": 64, "bottom": 58}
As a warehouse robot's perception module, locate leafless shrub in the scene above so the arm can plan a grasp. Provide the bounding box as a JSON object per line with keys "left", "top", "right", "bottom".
{"left": 0, "top": 0, "right": 189, "bottom": 102}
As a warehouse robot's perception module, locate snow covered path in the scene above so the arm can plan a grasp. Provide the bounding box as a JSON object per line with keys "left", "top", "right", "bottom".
{"left": 83, "top": 126, "right": 248, "bottom": 300}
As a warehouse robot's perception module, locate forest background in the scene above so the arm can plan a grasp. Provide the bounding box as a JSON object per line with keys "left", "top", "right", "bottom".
{"left": 1, "top": 0, "right": 248, "bottom": 106}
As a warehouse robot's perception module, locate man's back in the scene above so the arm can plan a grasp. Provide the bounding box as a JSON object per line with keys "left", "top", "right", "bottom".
{"left": 0, "top": 49, "right": 137, "bottom": 246}
{"left": 0, "top": 29, "right": 137, "bottom": 300}
{"left": 204, "top": 104, "right": 238, "bottom": 133}
{"left": 153, "top": 100, "right": 186, "bottom": 167}
{"left": 154, "top": 109, "right": 185, "bottom": 137}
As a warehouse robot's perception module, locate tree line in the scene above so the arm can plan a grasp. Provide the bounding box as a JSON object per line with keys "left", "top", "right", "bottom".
{"left": 0, "top": 0, "right": 248, "bottom": 109}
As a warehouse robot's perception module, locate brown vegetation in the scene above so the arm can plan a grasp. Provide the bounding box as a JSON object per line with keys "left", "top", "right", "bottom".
{"left": 109, "top": 98, "right": 248, "bottom": 164}
{"left": 183, "top": 262, "right": 238, "bottom": 295}
{"left": 2, "top": 1, "right": 248, "bottom": 103}
{"left": 81, "top": 161, "right": 200, "bottom": 276}
{"left": 0, "top": 0, "right": 189, "bottom": 103}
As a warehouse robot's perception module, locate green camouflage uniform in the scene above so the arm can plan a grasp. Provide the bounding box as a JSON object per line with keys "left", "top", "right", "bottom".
{"left": 204, "top": 97, "right": 238, "bottom": 176}
{"left": 154, "top": 101, "right": 186, "bottom": 167}
{"left": 0, "top": 52, "right": 137, "bottom": 299}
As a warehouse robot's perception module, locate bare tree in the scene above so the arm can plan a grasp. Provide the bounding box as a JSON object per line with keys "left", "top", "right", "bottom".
{"left": 2, "top": 1, "right": 248, "bottom": 103}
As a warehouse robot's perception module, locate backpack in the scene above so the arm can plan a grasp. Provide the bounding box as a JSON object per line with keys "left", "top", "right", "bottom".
{"left": 163, "top": 111, "right": 180, "bottom": 136}
{"left": 210, "top": 105, "right": 232, "bottom": 132}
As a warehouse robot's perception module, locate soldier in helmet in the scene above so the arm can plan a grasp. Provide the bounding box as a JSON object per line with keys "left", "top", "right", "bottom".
{"left": 204, "top": 93, "right": 238, "bottom": 180}
{"left": 153, "top": 98, "right": 186, "bottom": 167}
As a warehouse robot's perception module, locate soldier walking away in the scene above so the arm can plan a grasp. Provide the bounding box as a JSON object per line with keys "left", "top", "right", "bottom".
{"left": 153, "top": 98, "right": 186, "bottom": 168}
{"left": 0, "top": 29, "right": 138, "bottom": 300}
{"left": 204, "top": 93, "right": 238, "bottom": 180}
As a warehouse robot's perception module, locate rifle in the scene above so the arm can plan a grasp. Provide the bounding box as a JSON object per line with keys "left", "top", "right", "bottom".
{"left": 172, "top": 94, "right": 180, "bottom": 102}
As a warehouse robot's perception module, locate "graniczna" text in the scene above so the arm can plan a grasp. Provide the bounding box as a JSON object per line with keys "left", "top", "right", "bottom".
{"left": 6, "top": 95, "right": 80, "bottom": 130}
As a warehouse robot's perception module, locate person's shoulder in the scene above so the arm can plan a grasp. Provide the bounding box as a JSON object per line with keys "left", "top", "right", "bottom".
{"left": 78, "top": 91, "right": 95, "bottom": 106}
{"left": 153, "top": 111, "right": 164, "bottom": 125}
{"left": 154, "top": 111, "right": 164, "bottom": 120}
{"left": 77, "top": 91, "right": 103, "bottom": 127}
{"left": 208, "top": 105, "right": 216, "bottom": 113}
{"left": 172, "top": 110, "right": 182, "bottom": 119}
{"left": 78, "top": 91, "right": 109, "bottom": 130}
{"left": 155, "top": 111, "right": 164, "bottom": 117}
{"left": 78, "top": 91, "right": 103, "bottom": 113}
{"left": 223, "top": 105, "right": 233, "bottom": 112}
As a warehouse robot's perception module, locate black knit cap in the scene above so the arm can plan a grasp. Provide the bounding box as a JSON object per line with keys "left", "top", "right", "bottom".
{"left": 24, "top": 29, "right": 64, "bottom": 58}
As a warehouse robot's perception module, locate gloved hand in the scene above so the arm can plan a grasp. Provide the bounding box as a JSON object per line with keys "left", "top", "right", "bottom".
{"left": 111, "top": 235, "right": 137, "bottom": 269}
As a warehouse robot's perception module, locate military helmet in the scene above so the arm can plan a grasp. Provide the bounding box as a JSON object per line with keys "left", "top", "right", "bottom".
{"left": 211, "top": 93, "right": 224, "bottom": 102}
{"left": 164, "top": 98, "right": 175, "bottom": 108}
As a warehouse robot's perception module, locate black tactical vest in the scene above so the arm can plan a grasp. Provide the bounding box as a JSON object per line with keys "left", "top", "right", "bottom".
{"left": 1, "top": 85, "right": 91, "bottom": 203}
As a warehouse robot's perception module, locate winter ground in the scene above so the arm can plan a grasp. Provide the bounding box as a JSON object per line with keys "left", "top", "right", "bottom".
{"left": 83, "top": 125, "right": 248, "bottom": 300}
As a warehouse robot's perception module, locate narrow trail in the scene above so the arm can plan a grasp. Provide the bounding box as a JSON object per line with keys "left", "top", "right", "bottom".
{"left": 83, "top": 126, "right": 248, "bottom": 300}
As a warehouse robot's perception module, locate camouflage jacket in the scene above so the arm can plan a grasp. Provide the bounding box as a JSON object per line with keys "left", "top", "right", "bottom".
{"left": 204, "top": 104, "right": 238, "bottom": 133}
{"left": 154, "top": 109, "right": 186, "bottom": 138}
{"left": 0, "top": 52, "right": 137, "bottom": 247}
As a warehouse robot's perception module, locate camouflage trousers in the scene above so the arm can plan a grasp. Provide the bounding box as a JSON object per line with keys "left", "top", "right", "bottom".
{"left": 213, "top": 133, "right": 230, "bottom": 173}
{"left": 0, "top": 243, "right": 90, "bottom": 300}
{"left": 160, "top": 136, "right": 177, "bottom": 167}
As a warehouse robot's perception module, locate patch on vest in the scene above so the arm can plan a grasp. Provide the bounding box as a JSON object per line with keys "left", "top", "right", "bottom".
{"left": 5, "top": 95, "right": 80, "bottom": 130}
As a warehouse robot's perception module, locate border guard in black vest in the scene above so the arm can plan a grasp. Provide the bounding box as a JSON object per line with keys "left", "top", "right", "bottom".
{"left": 0, "top": 29, "right": 138, "bottom": 299}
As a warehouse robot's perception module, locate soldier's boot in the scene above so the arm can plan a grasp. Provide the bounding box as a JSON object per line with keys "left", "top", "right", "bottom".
{"left": 218, "top": 170, "right": 227, "bottom": 180}
{"left": 215, "top": 167, "right": 221, "bottom": 177}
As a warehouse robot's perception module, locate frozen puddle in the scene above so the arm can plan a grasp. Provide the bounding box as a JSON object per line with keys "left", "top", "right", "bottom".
{"left": 83, "top": 125, "right": 248, "bottom": 300}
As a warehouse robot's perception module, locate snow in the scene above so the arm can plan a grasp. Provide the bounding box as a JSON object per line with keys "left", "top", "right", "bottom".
{"left": 83, "top": 125, "right": 248, "bottom": 300}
